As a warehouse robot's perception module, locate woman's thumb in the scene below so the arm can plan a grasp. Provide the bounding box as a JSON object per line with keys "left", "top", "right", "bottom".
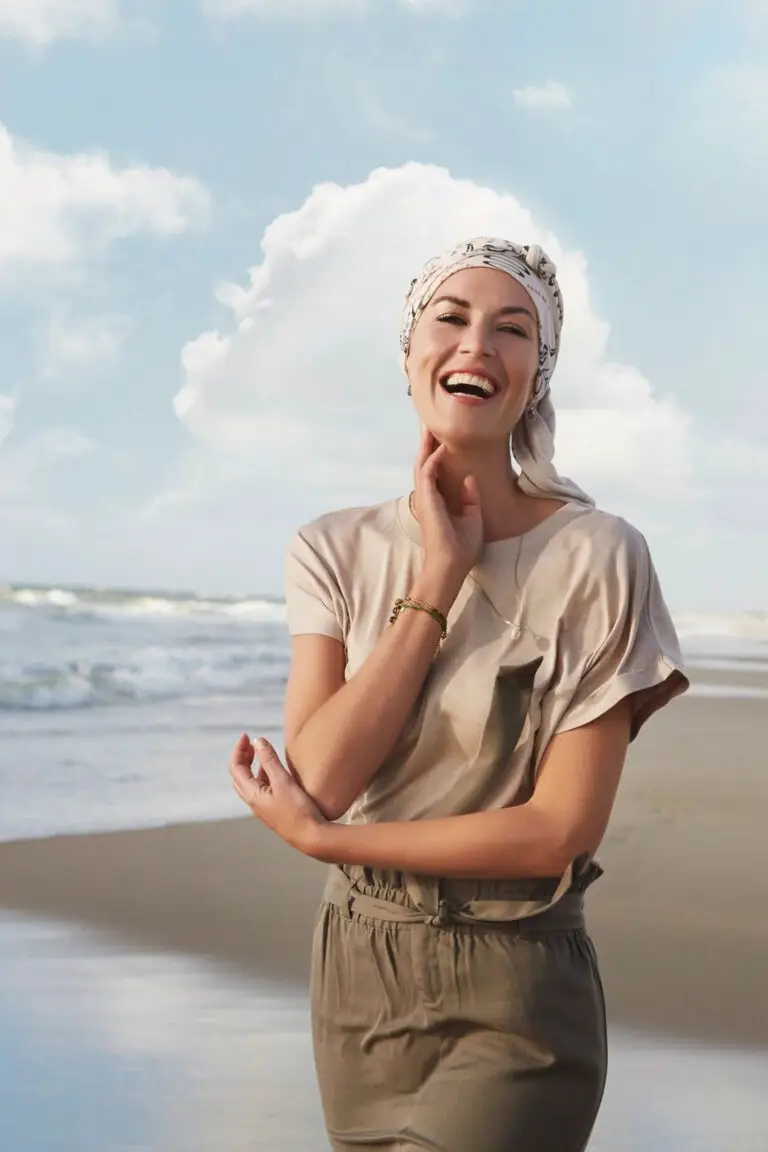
{"left": 255, "top": 738, "right": 279, "bottom": 762}
{"left": 254, "top": 738, "right": 277, "bottom": 780}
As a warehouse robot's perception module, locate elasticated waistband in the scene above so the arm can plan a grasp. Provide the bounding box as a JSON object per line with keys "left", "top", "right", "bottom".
{"left": 323, "top": 864, "right": 589, "bottom": 933}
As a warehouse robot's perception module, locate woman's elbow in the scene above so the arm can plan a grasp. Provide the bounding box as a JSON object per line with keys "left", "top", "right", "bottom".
{"left": 285, "top": 746, "right": 351, "bottom": 823}
{"left": 561, "top": 821, "right": 605, "bottom": 868}
{"left": 527, "top": 805, "right": 597, "bottom": 875}
{"left": 313, "top": 791, "right": 350, "bottom": 823}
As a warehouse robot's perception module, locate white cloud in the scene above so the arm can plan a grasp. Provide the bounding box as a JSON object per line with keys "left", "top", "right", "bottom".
{"left": 166, "top": 162, "right": 691, "bottom": 516}
{"left": 42, "top": 311, "right": 128, "bottom": 378}
{"left": 0, "top": 0, "right": 117, "bottom": 45}
{"left": 0, "top": 121, "right": 210, "bottom": 279}
{"left": 203, "top": 0, "right": 464, "bottom": 17}
{"left": 513, "top": 81, "right": 573, "bottom": 111}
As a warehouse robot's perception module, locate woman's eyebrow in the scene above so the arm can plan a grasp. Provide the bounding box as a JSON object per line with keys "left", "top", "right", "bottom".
{"left": 431, "top": 294, "right": 471, "bottom": 309}
{"left": 498, "top": 305, "right": 536, "bottom": 322}
{"left": 431, "top": 294, "right": 536, "bottom": 322}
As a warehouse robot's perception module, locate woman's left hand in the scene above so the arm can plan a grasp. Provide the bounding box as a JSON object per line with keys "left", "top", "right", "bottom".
{"left": 229, "top": 734, "right": 329, "bottom": 855}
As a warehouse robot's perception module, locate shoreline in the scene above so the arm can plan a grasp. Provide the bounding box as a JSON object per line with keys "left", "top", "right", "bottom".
{"left": 2, "top": 695, "right": 767, "bottom": 1049}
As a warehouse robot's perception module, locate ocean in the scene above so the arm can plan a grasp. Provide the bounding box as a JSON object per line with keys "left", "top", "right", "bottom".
{"left": 2, "top": 582, "right": 768, "bottom": 843}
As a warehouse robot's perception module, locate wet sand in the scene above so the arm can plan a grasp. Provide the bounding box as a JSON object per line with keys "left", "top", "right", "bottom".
{"left": 1, "top": 693, "right": 767, "bottom": 1048}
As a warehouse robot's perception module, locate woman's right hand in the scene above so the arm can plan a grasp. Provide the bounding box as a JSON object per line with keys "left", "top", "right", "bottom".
{"left": 412, "top": 426, "right": 484, "bottom": 584}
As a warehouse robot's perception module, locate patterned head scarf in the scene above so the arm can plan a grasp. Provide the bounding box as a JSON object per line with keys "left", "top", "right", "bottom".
{"left": 400, "top": 237, "right": 594, "bottom": 507}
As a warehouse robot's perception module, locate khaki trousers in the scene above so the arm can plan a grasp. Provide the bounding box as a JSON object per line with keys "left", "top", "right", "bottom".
{"left": 310, "top": 864, "right": 607, "bottom": 1152}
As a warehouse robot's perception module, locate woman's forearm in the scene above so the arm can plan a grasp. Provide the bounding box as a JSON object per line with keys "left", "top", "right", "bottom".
{"left": 286, "top": 567, "right": 463, "bottom": 821}
{"left": 306, "top": 802, "right": 574, "bottom": 880}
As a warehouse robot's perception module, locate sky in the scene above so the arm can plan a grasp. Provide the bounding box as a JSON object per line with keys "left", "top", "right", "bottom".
{"left": 0, "top": 0, "right": 766, "bottom": 610}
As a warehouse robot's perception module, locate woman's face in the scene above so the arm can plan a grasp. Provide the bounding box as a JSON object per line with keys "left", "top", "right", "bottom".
{"left": 405, "top": 266, "right": 540, "bottom": 446}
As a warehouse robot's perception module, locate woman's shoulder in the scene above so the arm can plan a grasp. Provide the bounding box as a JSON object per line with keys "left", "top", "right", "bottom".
{"left": 289, "top": 494, "right": 409, "bottom": 557}
{"left": 505, "top": 504, "right": 657, "bottom": 615}
{"left": 557, "top": 503, "right": 651, "bottom": 567}
{"left": 544, "top": 505, "right": 667, "bottom": 631}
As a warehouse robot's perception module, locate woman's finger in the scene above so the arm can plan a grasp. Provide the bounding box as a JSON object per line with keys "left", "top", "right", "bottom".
{"left": 417, "top": 444, "right": 445, "bottom": 499}
{"left": 231, "top": 733, "right": 255, "bottom": 767}
{"left": 253, "top": 740, "right": 293, "bottom": 795}
{"left": 415, "top": 426, "right": 440, "bottom": 472}
{"left": 418, "top": 447, "right": 451, "bottom": 521}
{"left": 230, "top": 754, "right": 255, "bottom": 796}
{"left": 232, "top": 761, "right": 272, "bottom": 812}
{"left": 232, "top": 776, "right": 249, "bottom": 804}
{"left": 229, "top": 749, "right": 251, "bottom": 781}
{"left": 462, "top": 473, "right": 481, "bottom": 510}
{"left": 420, "top": 442, "right": 446, "bottom": 479}
{"left": 253, "top": 737, "right": 278, "bottom": 769}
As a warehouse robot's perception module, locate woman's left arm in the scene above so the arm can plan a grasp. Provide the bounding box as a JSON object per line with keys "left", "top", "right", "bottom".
{"left": 231, "top": 697, "right": 633, "bottom": 879}
{"left": 312, "top": 697, "right": 632, "bottom": 877}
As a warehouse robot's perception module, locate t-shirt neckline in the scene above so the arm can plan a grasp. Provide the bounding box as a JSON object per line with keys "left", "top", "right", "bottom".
{"left": 394, "top": 492, "right": 588, "bottom": 559}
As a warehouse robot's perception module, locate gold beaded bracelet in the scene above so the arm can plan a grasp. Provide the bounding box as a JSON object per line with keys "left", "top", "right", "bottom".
{"left": 389, "top": 597, "right": 448, "bottom": 645}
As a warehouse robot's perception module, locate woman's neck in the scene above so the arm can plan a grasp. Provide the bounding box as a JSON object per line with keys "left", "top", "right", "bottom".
{"left": 409, "top": 459, "right": 566, "bottom": 544}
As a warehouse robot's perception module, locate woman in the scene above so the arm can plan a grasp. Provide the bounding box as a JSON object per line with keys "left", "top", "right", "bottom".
{"left": 230, "top": 237, "right": 689, "bottom": 1151}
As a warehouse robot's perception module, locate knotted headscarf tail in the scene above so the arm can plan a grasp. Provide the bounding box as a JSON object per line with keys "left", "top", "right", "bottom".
{"left": 400, "top": 237, "right": 594, "bottom": 508}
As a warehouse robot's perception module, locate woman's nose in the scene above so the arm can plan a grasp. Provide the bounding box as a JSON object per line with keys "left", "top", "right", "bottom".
{"left": 458, "top": 322, "right": 494, "bottom": 357}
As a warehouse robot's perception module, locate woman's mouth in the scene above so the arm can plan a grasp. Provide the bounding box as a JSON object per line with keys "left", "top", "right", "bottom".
{"left": 440, "top": 372, "right": 499, "bottom": 404}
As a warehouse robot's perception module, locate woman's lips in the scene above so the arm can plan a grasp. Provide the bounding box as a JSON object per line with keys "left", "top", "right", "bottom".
{"left": 443, "top": 391, "right": 496, "bottom": 405}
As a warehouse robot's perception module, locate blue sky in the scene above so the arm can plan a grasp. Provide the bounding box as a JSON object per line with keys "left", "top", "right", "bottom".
{"left": 0, "top": 0, "right": 766, "bottom": 609}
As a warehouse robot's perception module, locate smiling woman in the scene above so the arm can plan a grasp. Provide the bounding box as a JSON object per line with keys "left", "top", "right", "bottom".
{"left": 229, "top": 236, "right": 689, "bottom": 1152}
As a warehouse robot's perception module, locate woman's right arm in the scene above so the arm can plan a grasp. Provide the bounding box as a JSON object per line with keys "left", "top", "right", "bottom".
{"left": 284, "top": 566, "right": 461, "bottom": 821}
{"left": 284, "top": 427, "right": 483, "bottom": 821}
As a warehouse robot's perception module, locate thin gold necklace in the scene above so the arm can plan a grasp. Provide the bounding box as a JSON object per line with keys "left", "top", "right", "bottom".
{"left": 408, "top": 489, "right": 416, "bottom": 519}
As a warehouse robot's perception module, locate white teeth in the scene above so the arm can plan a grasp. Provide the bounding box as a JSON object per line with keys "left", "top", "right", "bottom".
{"left": 443, "top": 372, "right": 496, "bottom": 397}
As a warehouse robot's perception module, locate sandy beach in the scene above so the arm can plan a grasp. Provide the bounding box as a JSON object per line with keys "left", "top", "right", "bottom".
{"left": 2, "top": 692, "right": 767, "bottom": 1050}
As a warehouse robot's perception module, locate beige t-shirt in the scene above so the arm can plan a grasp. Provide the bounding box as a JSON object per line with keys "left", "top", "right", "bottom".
{"left": 284, "top": 494, "right": 689, "bottom": 831}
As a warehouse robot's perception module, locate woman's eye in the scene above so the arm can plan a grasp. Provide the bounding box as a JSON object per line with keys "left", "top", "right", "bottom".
{"left": 436, "top": 314, "right": 530, "bottom": 338}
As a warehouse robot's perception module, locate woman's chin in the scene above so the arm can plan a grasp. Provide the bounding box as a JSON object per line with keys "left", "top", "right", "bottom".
{"left": 426, "top": 421, "right": 503, "bottom": 452}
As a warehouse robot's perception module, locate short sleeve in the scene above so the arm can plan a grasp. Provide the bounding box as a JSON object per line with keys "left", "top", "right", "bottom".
{"left": 284, "top": 529, "right": 346, "bottom": 642}
{"left": 554, "top": 525, "right": 689, "bottom": 741}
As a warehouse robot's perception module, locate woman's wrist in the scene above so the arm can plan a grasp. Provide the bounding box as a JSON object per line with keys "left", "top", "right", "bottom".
{"left": 410, "top": 567, "right": 464, "bottom": 618}
{"left": 300, "top": 818, "right": 345, "bottom": 863}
